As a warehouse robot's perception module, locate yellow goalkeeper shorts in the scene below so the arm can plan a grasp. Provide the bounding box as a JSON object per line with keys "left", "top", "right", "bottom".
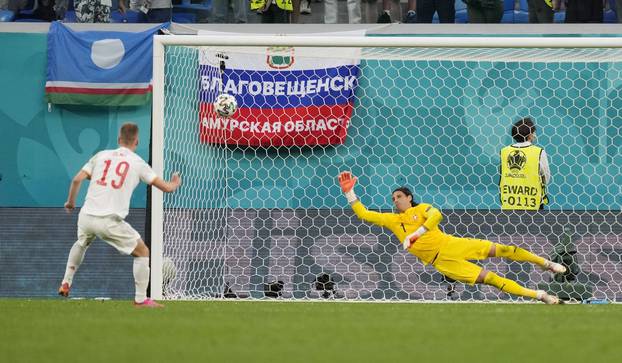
{"left": 432, "top": 236, "right": 493, "bottom": 285}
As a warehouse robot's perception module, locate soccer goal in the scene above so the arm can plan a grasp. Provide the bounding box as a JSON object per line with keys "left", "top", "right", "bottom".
{"left": 151, "top": 35, "right": 622, "bottom": 302}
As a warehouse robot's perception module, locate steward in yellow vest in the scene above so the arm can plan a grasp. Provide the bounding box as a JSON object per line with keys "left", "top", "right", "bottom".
{"left": 251, "top": 0, "right": 293, "bottom": 12}
{"left": 500, "top": 118, "right": 550, "bottom": 210}
{"left": 527, "top": 0, "right": 560, "bottom": 23}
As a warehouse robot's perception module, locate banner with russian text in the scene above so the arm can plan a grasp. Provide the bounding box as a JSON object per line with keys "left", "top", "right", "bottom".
{"left": 197, "top": 35, "right": 362, "bottom": 146}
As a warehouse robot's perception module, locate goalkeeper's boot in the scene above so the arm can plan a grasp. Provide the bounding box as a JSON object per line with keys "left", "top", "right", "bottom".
{"left": 537, "top": 290, "right": 561, "bottom": 305}
{"left": 58, "top": 282, "right": 70, "bottom": 298}
{"left": 544, "top": 261, "right": 567, "bottom": 274}
{"left": 134, "top": 298, "right": 164, "bottom": 308}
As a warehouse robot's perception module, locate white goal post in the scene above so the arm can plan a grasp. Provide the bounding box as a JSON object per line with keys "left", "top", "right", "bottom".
{"left": 151, "top": 34, "right": 622, "bottom": 301}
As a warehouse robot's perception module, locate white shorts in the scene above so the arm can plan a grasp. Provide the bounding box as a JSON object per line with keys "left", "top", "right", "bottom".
{"left": 77, "top": 213, "right": 141, "bottom": 255}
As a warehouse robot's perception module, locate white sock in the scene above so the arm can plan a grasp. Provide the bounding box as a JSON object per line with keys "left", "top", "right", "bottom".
{"left": 62, "top": 242, "right": 87, "bottom": 286}
{"left": 133, "top": 257, "right": 150, "bottom": 303}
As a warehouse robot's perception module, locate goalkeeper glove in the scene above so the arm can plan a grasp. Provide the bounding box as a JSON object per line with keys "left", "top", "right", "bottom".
{"left": 338, "top": 171, "right": 358, "bottom": 203}
{"left": 402, "top": 226, "right": 428, "bottom": 250}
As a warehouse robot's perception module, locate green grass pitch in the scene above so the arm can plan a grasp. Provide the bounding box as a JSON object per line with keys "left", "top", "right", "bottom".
{"left": 1, "top": 299, "right": 620, "bottom": 363}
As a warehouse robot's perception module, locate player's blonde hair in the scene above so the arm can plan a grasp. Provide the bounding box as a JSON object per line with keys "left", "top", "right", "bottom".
{"left": 119, "top": 123, "right": 139, "bottom": 145}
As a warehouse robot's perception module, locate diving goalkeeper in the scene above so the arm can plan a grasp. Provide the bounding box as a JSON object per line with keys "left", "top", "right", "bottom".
{"left": 338, "top": 171, "right": 565, "bottom": 304}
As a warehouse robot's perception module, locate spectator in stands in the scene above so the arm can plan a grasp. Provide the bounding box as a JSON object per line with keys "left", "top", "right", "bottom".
{"left": 300, "top": 0, "right": 309, "bottom": 15}
{"left": 119, "top": 0, "right": 172, "bottom": 23}
{"left": 251, "top": 0, "right": 292, "bottom": 23}
{"left": 0, "top": 0, "right": 27, "bottom": 14}
{"left": 324, "top": 0, "right": 361, "bottom": 23}
{"left": 72, "top": 0, "right": 113, "bottom": 22}
{"left": 54, "top": 0, "right": 68, "bottom": 19}
{"left": 3, "top": 0, "right": 60, "bottom": 20}
{"left": 360, "top": 0, "right": 383, "bottom": 23}
{"left": 528, "top": 0, "right": 560, "bottom": 23}
{"left": 375, "top": 0, "right": 416, "bottom": 23}
{"left": 361, "top": 0, "right": 387, "bottom": 22}
{"left": 564, "top": 0, "right": 604, "bottom": 23}
{"left": 211, "top": 0, "right": 248, "bottom": 23}
{"left": 33, "top": 0, "right": 58, "bottom": 20}
{"left": 462, "top": 0, "right": 503, "bottom": 23}
{"left": 292, "top": 0, "right": 300, "bottom": 22}
{"left": 416, "top": 0, "right": 456, "bottom": 23}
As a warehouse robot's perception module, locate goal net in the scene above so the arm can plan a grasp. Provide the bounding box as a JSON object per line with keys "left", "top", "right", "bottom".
{"left": 152, "top": 36, "right": 622, "bottom": 302}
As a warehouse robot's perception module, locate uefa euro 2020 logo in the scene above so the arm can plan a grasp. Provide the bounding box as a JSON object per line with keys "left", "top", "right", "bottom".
{"left": 507, "top": 150, "right": 527, "bottom": 172}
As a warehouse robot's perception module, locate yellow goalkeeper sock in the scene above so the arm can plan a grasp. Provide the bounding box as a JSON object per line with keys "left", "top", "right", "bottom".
{"left": 495, "top": 244, "right": 546, "bottom": 267}
{"left": 483, "top": 272, "right": 538, "bottom": 299}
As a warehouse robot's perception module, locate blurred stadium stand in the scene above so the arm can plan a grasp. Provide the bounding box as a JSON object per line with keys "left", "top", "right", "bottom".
{"left": 0, "top": 9, "right": 15, "bottom": 21}
{"left": 0, "top": 1, "right": 620, "bottom": 26}
{"left": 13, "top": 0, "right": 46, "bottom": 22}
{"left": 605, "top": 0, "right": 618, "bottom": 23}
{"left": 172, "top": 0, "right": 211, "bottom": 23}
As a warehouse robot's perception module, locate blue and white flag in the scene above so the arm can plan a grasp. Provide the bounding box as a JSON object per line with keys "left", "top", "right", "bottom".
{"left": 45, "top": 21, "right": 166, "bottom": 106}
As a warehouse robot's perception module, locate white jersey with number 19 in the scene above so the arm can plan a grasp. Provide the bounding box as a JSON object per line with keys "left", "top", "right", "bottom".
{"left": 80, "top": 147, "right": 157, "bottom": 219}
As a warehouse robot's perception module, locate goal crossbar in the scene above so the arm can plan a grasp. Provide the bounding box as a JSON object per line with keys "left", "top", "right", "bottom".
{"left": 153, "top": 35, "right": 622, "bottom": 49}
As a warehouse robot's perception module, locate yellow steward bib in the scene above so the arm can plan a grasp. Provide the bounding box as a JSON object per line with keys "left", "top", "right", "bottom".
{"left": 500, "top": 145, "right": 548, "bottom": 210}
{"left": 251, "top": 0, "right": 293, "bottom": 11}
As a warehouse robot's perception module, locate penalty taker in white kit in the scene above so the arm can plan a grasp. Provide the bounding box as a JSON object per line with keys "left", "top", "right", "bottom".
{"left": 58, "top": 123, "right": 181, "bottom": 308}
{"left": 338, "top": 171, "right": 566, "bottom": 304}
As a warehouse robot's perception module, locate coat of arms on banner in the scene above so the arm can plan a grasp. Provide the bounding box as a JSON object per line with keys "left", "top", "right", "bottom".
{"left": 266, "top": 46, "right": 295, "bottom": 69}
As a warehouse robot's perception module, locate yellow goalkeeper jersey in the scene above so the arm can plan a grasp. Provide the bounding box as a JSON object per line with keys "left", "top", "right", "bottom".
{"left": 351, "top": 201, "right": 450, "bottom": 265}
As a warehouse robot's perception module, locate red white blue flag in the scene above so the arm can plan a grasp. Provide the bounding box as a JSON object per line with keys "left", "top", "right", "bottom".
{"left": 198, "top": 44, "right": 361, "bottom": 146}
